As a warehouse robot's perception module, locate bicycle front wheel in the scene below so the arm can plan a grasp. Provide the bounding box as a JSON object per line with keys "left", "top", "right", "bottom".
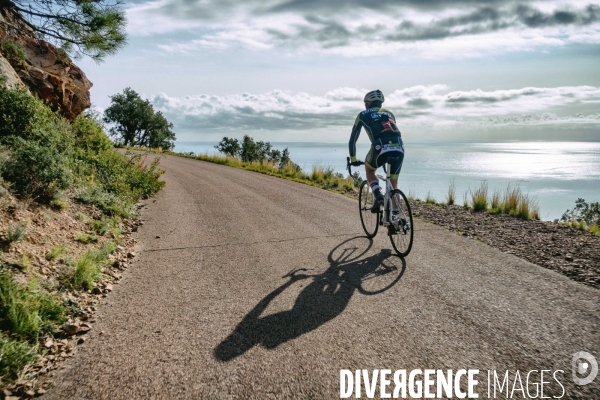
{"left": 359, "top": 180, "right": 379, "bottom": 238}
{"left": 388, "top": 189, "right": 414, "bottom": 257}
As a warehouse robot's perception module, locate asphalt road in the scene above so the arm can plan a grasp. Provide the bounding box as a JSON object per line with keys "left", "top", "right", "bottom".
{"left": 46, "top": 154, "right": 600, "bottom": 399}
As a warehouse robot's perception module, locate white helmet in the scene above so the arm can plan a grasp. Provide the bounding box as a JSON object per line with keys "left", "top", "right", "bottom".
{"left": 364, "top": 90, "right": 384, "bottom": 103}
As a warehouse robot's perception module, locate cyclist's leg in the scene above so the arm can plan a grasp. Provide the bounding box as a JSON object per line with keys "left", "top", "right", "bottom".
{"left": 387, "top": 151, "right": 404, "bottom": 207}
{"left": 365, "top": 147, "right": 383, "bottom": 211}
{"left": 364, "top": 146, "right": 380, "bottom": 191}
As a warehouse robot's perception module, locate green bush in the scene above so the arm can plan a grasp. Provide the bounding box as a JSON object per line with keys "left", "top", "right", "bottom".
{"left": 0, "top": 270, "right": 66, "bottom": 340}
{"left": 0, "top": 39, "right": 27, "bottom": 67}
{"left": 0, "top": 83, "right": 164, "bottom": 208}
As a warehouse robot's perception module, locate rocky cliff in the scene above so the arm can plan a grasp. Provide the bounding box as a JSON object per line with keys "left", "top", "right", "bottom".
{"left": 0, "top": 6, "right": 92, "bottom": 119}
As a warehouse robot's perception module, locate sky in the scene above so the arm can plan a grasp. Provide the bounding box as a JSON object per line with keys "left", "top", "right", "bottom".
{"left": 80, "top": 0, "right": 600, "bottom": 142}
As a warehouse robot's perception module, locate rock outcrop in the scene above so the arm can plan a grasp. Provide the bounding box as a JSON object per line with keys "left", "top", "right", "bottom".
{"left": 0, "top": 7, "right": 92, "bottom": 119}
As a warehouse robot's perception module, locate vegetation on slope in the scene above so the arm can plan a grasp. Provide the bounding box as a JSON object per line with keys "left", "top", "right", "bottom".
{"left": 0, "top": 78, "right": 164, "bottom": 388}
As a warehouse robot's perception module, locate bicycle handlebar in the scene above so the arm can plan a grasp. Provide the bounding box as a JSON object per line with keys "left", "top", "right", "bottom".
{"left": 346, "top": 157, "right": 364, "bottom": 176}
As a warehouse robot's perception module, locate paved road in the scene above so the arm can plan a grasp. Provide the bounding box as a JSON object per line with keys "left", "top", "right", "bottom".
{"left": 47, "top": 154, "right": 599, "bottom": 399}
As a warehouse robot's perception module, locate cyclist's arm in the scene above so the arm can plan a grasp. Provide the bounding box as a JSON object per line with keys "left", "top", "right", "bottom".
{"left": 349, "top": 114, "right": 363, "bottom": 162}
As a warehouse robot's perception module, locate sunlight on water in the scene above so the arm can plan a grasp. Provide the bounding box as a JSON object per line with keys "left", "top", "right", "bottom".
{"left": 175, "top": 141, "right": 600, "bottom": 221}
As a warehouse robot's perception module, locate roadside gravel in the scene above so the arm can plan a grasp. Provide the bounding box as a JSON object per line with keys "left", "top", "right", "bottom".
{"left": 412, "top": 201, "right": 600, "bottom": 289}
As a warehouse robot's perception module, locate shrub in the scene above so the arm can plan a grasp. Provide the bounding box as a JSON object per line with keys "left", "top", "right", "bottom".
{"left": 351, "top": 171, "right": 363, "bottom": 188}
{"left": 560, "top": 198, "right": 600, "bottom": 228}
{"left": 0, "top": 86, "right": 73, "bottom": 199}
{"left": 0, "top": 332, "right": 37, "bottom": 381}
{"left": 0, "top": 39, "right": 27, "bottom": 67}
{"left": 5, "top": 222, "right": 27, "bottom": 245}
{"left": 471, "top": 182, "right": 488, "bottom": 212}
{"left": 0, "top": 271, "right": 66, "bottom": 340}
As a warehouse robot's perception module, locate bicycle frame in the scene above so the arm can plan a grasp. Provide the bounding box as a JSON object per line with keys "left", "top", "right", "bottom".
{"left": 377, "top": 163, "right": 399, "bottom": 226}
{"left": 346, "top": 157, "right": 404, "bottom": 228}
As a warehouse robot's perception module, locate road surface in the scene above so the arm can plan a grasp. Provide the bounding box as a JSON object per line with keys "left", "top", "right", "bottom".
{"left": 46, "top": 154, "right": 600, "bottom": 399}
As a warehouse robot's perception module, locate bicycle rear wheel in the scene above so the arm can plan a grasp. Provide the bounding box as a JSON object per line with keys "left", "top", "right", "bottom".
{"left": 388, "top": 189, "right": 414, "bottom": 257}
{"left": 359, "top": 180, "right": 379, "bottom": 238}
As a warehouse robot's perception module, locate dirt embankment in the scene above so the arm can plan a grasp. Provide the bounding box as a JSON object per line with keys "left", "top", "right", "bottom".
{"left": 412, "top": 201, "right": 600, "bottom": 289}
{"left": 0, "top": 192, "right": 141, "bottom": 398}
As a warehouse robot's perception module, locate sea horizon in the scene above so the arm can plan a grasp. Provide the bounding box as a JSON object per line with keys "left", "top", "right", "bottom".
{"left": 174, "top": 139, "right": 600, "bottom": 222}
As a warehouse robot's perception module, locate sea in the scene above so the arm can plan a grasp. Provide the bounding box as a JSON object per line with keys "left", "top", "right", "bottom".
{"left": 174, "top": 140, "right": 600, "bottom": 222}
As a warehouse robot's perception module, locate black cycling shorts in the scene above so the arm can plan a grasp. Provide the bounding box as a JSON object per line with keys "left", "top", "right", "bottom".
{"left": 365, "top": 139, "right": 404, "bottom": 179}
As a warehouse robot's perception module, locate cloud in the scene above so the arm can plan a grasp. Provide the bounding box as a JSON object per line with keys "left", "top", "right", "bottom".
{"left": 126, "top": 0, "right": 600, "bottom": 57}
{"left": 151, "top": 85, "right": 600, "bottom": 132}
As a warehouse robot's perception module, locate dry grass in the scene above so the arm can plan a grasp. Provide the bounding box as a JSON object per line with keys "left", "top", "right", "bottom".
{"left": 470, "top": 181, "right": 488, "bottom": 212}
{"left": 446, "top": 179, "right": 456, "bottom": 206}
{"left": 425, "top": 190, "right": 436, "bottom": 205}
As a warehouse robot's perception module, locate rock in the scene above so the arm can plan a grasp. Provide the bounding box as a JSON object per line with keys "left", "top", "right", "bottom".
{"left": 104, "top": 283, "right": 113, "bottom": 292}
{"left": 127, "top": 252, "right": 136, "bottom": 258}
{"left": 156, "top": 235, "right": 161, "bottom": 238}
{"left": 36, "top": 388, "right": 47, "bottom": 396}
{"left": 0, "top": 8, "right": 92, "bottom": 119}
{"left": 44, "top": 339, "right": 53, "bottom": 348}
{"left": 565, "top": 254, "right": 574, "bottom": 262}
{"left": 24, "top": 390, "right": 35, "bottom": 398}
{"left": 77, "top": 337, "right": 86, "bottom": 344}
{"left": 60, "top": 324, "right": 79, "bottom": 335}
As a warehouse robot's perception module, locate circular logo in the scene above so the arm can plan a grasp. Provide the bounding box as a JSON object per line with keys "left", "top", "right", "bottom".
{"left": 572, "top": 351, "right": 598, "bottom": 385}
{"left": 375, "top": 145, "right": 381, "bottom": 150}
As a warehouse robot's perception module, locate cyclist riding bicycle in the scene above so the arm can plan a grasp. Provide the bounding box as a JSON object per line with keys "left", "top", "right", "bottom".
{"left": 349, "top": 89, "right": 405, "bottom": 213}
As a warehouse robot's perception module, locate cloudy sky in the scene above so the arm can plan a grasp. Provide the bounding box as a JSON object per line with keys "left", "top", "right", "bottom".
{"left": 81, "top": 0, "right": 600, "bottom": 142}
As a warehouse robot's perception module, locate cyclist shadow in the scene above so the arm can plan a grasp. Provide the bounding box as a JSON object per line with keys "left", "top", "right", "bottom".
{"left": 214, "top": 236, "right": 406, "bottom": 362}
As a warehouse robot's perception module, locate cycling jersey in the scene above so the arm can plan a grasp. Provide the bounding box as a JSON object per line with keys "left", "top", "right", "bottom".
{"left": 349, "top": 107, "right": 404, "bottom": 178}
{"left": 348, "top": 107, "right": 402, "bottom": 159}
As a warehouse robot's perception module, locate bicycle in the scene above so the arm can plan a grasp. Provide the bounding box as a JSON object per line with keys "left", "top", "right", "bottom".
{"left": 347, "top": 157, "right": 414, "bottom": 257}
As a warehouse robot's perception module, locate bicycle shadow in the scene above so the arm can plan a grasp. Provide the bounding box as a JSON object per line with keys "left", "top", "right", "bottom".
{"left": 214, "top": 236, "right": 406, "bottom": 362}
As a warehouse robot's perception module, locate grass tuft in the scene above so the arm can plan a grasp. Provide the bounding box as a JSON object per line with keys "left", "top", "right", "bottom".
{"left": 425, "top": 190, "right": 436, "bottom": 205}
{"left": 47, "top": 243, "right": 67, "bottom": 261}
{"left": 0, "top": 332, "right": 37, "bottom": 381}
{"left": 71, "top": 243, "right": 116, "bottom": 290}
{"left": 72, "top": 251, "right": 101, "bottom": 290}
{"left": 77, "top": 233, "right": 99, "bottom": 244}
{"left": 0, "top": 271, "right": 66, "bottom": 340}
{"left": 5, "top": 222, "right": 27, "bottom": 245}
{"left": 446, "top": 179, "right": 456, "bottom": 206}
{"left": 471, "top": 181, "right": 488, "bottom": 212}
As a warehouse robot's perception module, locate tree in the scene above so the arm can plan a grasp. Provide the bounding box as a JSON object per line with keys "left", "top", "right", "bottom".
{"left": 215, "top": 137, "right": 241, "bottom": 158}
{"left": 2, "top": 0, "right": 127, "bottom": 61}
{"left": 103, "top": 87, "right": 176, "bottom": 150}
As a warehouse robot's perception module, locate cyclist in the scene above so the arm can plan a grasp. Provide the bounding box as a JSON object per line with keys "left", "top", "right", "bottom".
{"left": 349, "top": 89, "right": 404, "bottom": 213}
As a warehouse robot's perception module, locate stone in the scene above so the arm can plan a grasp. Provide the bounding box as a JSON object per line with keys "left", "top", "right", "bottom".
{"left": 61, "top": 324, "right": 79, "bottom": 335}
